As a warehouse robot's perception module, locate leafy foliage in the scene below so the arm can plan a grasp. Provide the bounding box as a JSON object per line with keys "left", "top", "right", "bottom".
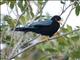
{"left": 75, "top": 2, "right": 80, "bottom": 16}
{"left": 3, "top": 15, "right": 17, "bottom": 28}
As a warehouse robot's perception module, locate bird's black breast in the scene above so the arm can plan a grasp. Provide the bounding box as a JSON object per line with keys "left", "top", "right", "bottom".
{"left": 45, "top": 21, "right": 60, "bottom": 37}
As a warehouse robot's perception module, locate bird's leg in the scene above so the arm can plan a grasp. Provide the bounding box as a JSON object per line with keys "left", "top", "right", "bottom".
{"left": 54, "top": 32, "right": 60, "bottom": 36}
{"left": 38, "top": 35, "right": 49, "bottom": 42}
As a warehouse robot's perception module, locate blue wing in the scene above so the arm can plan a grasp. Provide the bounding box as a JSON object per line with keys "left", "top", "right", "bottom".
{"left": 15, "top": 19, "right": 53, "bottom": 32}
{"left": 28, "top": 19, "right": 52, "bottom": 27}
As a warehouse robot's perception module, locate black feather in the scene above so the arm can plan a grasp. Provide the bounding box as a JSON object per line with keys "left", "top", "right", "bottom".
{"left": 15, "top": 15, "right": 61, "bottom": 37}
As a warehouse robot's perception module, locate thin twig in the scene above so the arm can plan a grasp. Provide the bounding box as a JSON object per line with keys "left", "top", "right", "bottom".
{"left": 60, "top": 2, "right": 74, "bottom": 16}
{"left": 61, "top": 7, "right": 75, "bottom": 28}
{"left": 7, "top": 2, "right": 27, "bottom": 60}
{"left": 26, "top": 1, "right": 48, "bottom": 26}
{"left": 9, "top": 29, "right": 80, "bottom": 60}
{"left": 62, "top": 2, "right": 65, "bottom": 11}
{"left": 19, "top": 35, "right": 40, "bottom": 49}
{"left": 49, "top": 29, "right": 80, "bottom": 40}
{"left": 8, "top": 1, "right": 48, "bottom": 60}
{"left": 7, "top": 33, "right": 26, "bottom": 60}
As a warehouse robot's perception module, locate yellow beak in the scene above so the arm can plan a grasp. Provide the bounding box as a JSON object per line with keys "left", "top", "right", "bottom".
{"left": 57, "top": 20, "right": 63, "bottom": 25}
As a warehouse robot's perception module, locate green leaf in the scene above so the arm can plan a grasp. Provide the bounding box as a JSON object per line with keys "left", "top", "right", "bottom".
{"left": 31, "top": 11, "right": 34, "bottom": 18}
{"left": 57, "top": 36, "right": 68, "bottom": 46}
{"left": 45, "top": 48, "right": 58, "bottom": 52}
{"left": 19, "top": 16, "right": 26, "bottom": 24}
{"left": 9, "top": 1, "right": 15, "bottom": 9}
{"left": 18, "top": 1, "right": 25, "bottom": 12}
{"left": 8, "top": 0, "right": 15, "bottom": 1}
{"left": 79, "top": 6, "right": 80, "bottom": 13}
{"left": 28, "top": 3, "right": 34, "bottom": 18}
{"left": 71, "top": 48, "right": 80, "bottom": 59}
{"left": 75, "top": 3, "right": 80, "bottom": 16}
{"left": 30, "top": 8, "right": 34, "bottom": 18}
{"left": 74, "top": 1, "right": 78, "bottom": 6}
{"left": 4, "top": 16, "right": 16, "bottom": 28}
{"left": 61, "top": 28, "right": 68, "bottom": 33}
{"left": 67, "top": 25, "right": 72, "bottom": 32}
{"left": 37, "top": 43, "right": 52, "bottom": 52}
{"left": 37, "top": 44, "right": 45, "bottom": 51}
{"left": 3, "top": 35, "right": 14, "bottom": 47}
{"left": 38, "top": 0, "right": 43, "bottom": 9}
{"left": 0, "top": 0, "right": 6, "bottom": 5}
{"left": 61, "top": 25, "right": 72, "bottom": 33}
{"left": 71, "top": 35, "right": 79, "bottom": 41}
{"left": 38, "top": 0, "right": 43, "bottom": 5}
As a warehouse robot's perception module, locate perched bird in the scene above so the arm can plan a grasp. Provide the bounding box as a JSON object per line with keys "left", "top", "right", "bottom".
{"left": 15, "top": 15, "right": 62, "bottom": 37}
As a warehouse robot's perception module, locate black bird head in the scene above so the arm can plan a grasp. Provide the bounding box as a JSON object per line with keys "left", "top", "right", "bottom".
{"left": 51, "top": 15, "right": 62, "bottom": 24}
{"left": 51, "top": 15, "right": 61, "bottom": 21}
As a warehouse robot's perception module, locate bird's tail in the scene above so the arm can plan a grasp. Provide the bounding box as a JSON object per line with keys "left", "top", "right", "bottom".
{"left": 14, "top": 27, "right": 30, "bottom": 32}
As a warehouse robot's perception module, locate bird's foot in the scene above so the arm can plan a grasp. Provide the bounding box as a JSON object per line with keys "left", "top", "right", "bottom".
{"left": 40, "top": 36, "right": 49, "bottom": 42}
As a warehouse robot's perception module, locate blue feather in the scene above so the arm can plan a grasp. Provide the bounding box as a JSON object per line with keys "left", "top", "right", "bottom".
{"left": 28, "top": 19, "right": 52, "bottom": 27}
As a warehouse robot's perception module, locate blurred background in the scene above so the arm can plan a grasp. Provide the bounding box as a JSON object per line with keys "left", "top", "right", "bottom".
{"left": 0, "top": 0, "right": 80, "bottom": 60}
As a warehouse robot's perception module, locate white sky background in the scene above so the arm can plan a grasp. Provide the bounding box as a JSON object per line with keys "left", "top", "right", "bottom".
{"left": 1, "top": 1, "right": 80, "bottom": 28}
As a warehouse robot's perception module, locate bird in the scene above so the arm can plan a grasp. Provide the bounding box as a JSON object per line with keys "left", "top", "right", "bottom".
{"left": 15, "top": 15, "right": 62, "bottom": 37}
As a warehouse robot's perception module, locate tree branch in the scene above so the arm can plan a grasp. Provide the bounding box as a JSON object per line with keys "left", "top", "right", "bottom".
{"left": 7, "top": 1, "right": 48, "bottom": 60}
{"left": 9, "top": 29, "right": 80, "bottom": 60}
{"left": 50, "top": 29, "right": 80, "bottom": 40}
{"left": 7, "top": 2, "right": 27, "bottom": 60}
{"left": 61, "top": 7, "right": 75, "bottom": 28}
{"left": 26, "top": 1, "right": 48, "bottom": 27}
{"left": 60, "top": 2, "right": 74, "bottom": 16}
